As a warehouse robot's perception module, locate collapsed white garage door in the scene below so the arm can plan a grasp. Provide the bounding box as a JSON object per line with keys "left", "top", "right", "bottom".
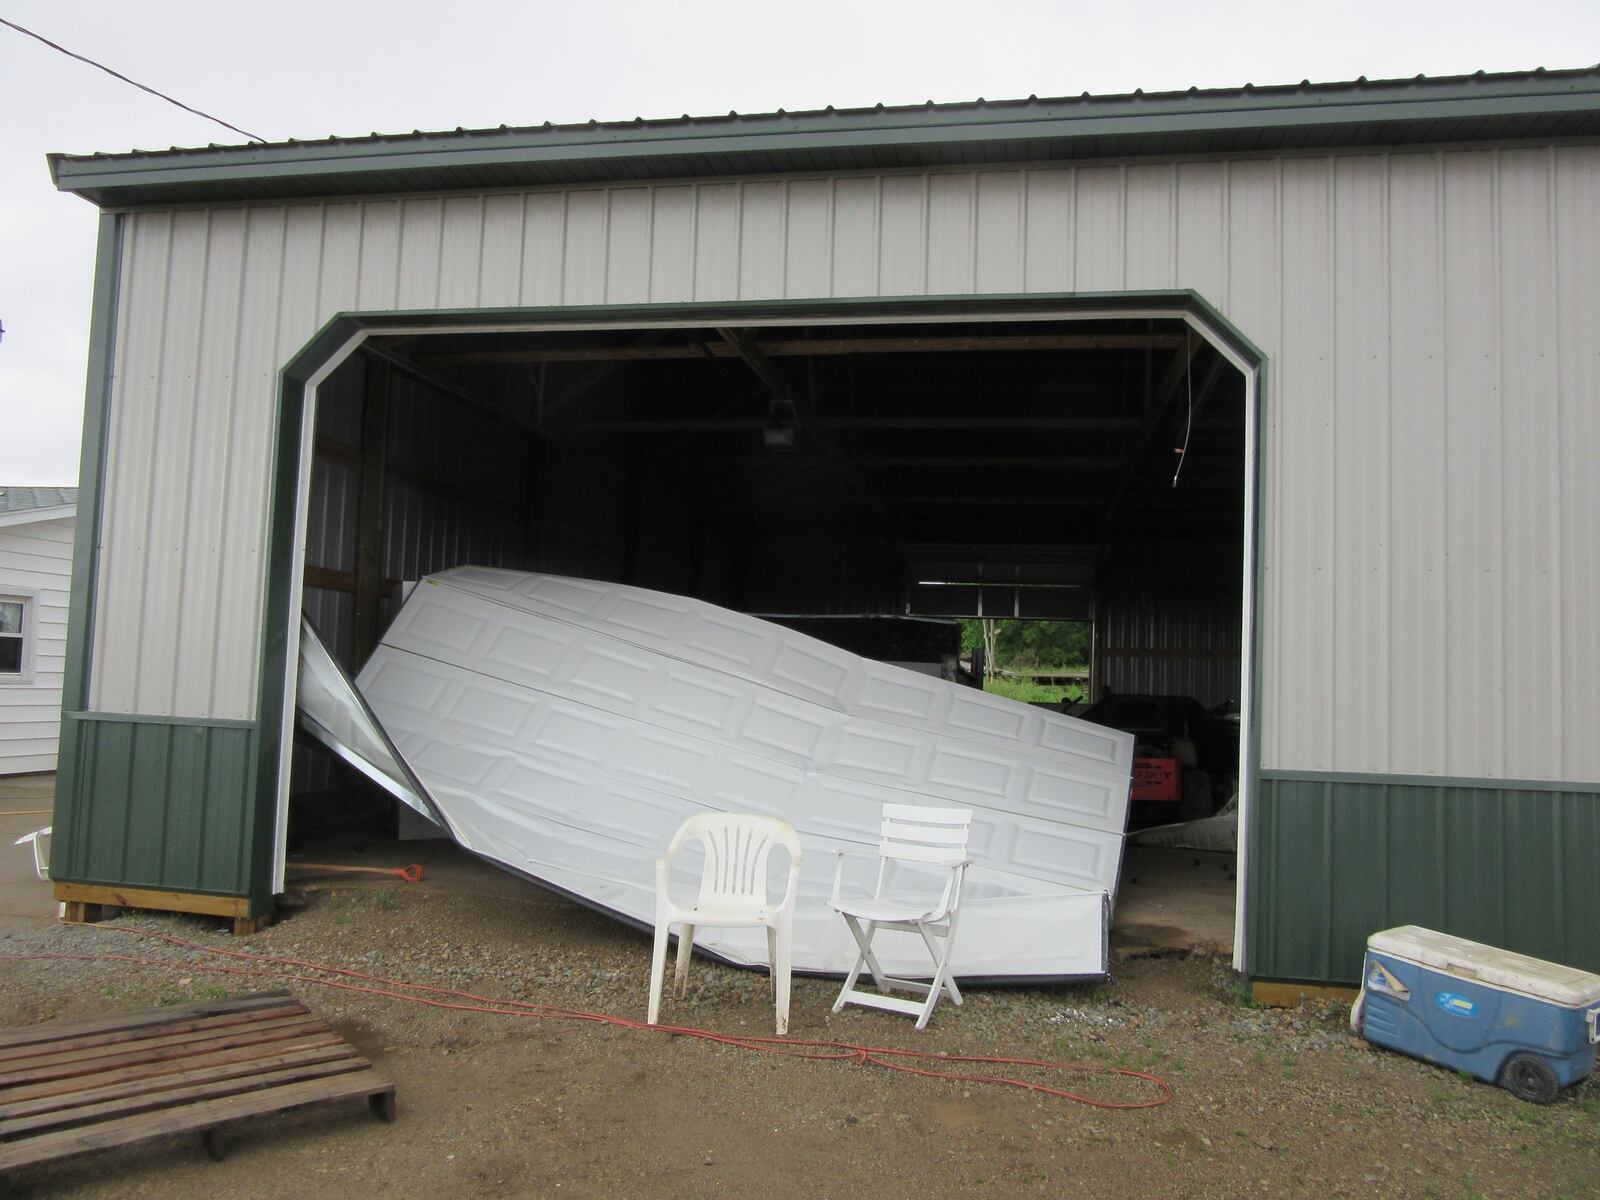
{"left": 298, "top": 567, "right": 1133, "bottom": 980}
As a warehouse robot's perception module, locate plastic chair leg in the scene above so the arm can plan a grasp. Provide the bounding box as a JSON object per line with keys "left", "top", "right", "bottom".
{"left": 773, "top": 924, "right": 793, "bottom": 1036}
{"left": 647, "top": 919, "right": 671, "bottom": 1025}
{"left": 673, "top": 923, "right": 695, "bottom": 997}
{"left": 766, "top": 927, "right": 779, "bottom": 1001}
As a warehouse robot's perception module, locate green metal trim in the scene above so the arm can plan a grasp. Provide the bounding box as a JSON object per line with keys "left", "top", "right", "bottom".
{"left": 1247, "top": 773, "right": 1600, "bottom": 984}
{"left": 247, "top": 289, "right": 1268, "bottom": 918}
{"left": 49, "top": 68, "right": 1600, "bottom": 207}
{"left": 246, "top": 320, "right": 369, "bottom": 915}
{"left": 52, "top": 213, "right": 122, "bottom": 903}
{"left": 1261, "top": 768, "right": 1600, "bottom": 795}
{"left": 51, "top": 713, "right": 258, "bottom": 898}
{"left": 69, "top": 710, "right": 257, "bottom": 730}
{"left": 332, "top": 290, "right": 1229, "bottom": 331}
{"left": 59, "top": 213, "right": 121, "bottom": 715}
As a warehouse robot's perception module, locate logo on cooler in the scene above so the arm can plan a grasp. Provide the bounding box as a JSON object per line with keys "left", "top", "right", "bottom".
{"left": 1436, "top": 991, "right": 1477, "bottom": 1018}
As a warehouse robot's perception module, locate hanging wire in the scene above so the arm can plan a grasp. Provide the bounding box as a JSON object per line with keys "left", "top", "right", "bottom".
{"left": 0, "top": 15, "right": 265, "bottom": 143}
{"left": 1172, "top": 327, "right": 1193, "bottom": 487}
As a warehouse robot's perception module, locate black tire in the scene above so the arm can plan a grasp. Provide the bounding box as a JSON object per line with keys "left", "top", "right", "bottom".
{"left": 1500, "top": 1052, "right": 1560, "bottom": 1104}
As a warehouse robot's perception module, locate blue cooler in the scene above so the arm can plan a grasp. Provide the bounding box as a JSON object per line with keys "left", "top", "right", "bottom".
{"left": 1353, "top": 925, "right": 1600, "bottom": 1103}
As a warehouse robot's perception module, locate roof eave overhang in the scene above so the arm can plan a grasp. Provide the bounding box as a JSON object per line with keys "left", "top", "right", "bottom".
{"left": 49, "top": 75, "right": 1600, "bottom": 209}
{"left": 0, "top": 504, "right": 77, "bottom": 528}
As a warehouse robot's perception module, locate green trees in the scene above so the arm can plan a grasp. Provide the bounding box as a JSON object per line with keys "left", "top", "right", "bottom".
{"left": 957, "top": 619, "right": 1091, "bottom": 672}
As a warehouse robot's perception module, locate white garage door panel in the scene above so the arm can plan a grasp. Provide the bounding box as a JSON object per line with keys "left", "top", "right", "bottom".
{"left": 294, "top": 619, "right": 440, "bottom": 827}
{"left": 363, "top": 640, "right": 1126, "bottom": 896}
{"left": 379, "top": 579, "right": 1131, "bottom": 833}
{"left": 306, "top": 570, "right": 1131, "bottom": 980}
{"left": 426, "top": 567, "right": 1134, "bottom": 772}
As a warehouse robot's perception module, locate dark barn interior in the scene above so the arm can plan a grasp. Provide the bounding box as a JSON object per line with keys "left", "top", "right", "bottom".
{"left": 293, "top": 315, "right": 1246, "bottom": 835}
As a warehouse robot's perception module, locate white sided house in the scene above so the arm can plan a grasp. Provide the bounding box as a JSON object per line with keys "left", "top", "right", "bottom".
{"left": 41, "top": 68, "right": 1600, "bottom": 988}
{"left": 0, "top": 487, "right": 77, "bottom": 774}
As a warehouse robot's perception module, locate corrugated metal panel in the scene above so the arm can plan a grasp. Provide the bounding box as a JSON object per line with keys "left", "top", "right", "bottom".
{"left": 1249, "top": 774, "right": 1600, "bottom": 982}
{"left": 1100, "top": 591, "right": 1242, "bottom": 709}
{"left": 86, "top": 147, "right": 1600, "bottom": 789}
{"left": 50, "top": 714, "right": 256, "bottom": 895}
{"left": 50, "top": 68, "right": 1600, "bottom": 210}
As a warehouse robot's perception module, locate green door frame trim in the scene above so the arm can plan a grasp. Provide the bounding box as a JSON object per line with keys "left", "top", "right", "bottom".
{"left": 52, "top": 212, "right": 123, "bottom": 891}
{"left": 252, "top": 289, "right": 1270, "bottom": 941}
{"left": 60, "top": 213, "right": 123, "bottom": 717}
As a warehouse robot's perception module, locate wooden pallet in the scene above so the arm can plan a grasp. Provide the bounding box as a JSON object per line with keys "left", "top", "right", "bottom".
{"left": 0, "top": 991, "right": 394, "bottom": 1175}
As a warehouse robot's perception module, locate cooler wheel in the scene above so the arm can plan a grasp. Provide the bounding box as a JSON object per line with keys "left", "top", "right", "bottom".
{"left": 1499, "top": 1052, "right": 1559, "bottom": 1105}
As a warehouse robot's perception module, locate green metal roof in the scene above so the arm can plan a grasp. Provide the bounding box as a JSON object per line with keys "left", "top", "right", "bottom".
{"left": 50, "top": 67, "right": 1600, "bottom": 209}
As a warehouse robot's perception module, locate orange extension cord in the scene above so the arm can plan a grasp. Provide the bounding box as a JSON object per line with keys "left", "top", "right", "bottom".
{"left": 3, "top": 925, "right": 1172, "bottom": 1110}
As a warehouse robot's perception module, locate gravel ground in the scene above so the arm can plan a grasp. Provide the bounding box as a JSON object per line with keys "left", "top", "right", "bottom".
{"left": 3, "top": 877, "right": 1598, "bottom": 1199}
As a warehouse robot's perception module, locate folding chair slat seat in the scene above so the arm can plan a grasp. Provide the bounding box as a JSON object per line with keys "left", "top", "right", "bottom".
{"left": 828, "top": 804, "right": 973, "bottom": 1031}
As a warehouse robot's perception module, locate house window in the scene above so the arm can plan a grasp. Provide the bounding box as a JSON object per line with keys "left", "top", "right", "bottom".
{"left": 0, "top": 597, "right": 26, "bottom": 676}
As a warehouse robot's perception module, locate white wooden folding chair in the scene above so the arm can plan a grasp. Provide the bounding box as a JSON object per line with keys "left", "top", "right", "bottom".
{"left": 648, "top": 812, "right": 803, "bottom": 1035}
{"left": 828, "top": 804, "right": 972, "bottom": 1030}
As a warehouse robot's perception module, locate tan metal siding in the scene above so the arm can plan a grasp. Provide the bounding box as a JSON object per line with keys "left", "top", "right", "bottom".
{"left": 1553, "top": 151, "right": 1600, "bottom": 774}
{"left": 88, "top": 148, "right": 1600, "bottom": 786}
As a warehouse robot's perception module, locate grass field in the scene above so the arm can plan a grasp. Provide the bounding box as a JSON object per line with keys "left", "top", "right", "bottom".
{"left": 983, "top": 673, "right": 1087, "bottom": 706}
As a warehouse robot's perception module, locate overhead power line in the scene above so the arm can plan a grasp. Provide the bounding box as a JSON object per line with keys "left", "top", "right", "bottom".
{"left": 0, "top": 15, "right": 264, "bottom": 143}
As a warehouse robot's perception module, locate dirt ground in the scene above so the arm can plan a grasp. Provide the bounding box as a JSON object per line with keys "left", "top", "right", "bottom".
{"left": 2, "top": 800, "right": 1598, "bottom": 1198}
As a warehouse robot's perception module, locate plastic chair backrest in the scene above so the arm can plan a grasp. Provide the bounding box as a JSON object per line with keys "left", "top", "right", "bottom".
{"left": 666, "top": 812, "right": 802, "bottom": 906}
{"left": 875, "top": 805, "right": 971, "bottom": 917}
{"left": 878, "top": 804, "right": 971, "bottom": 867}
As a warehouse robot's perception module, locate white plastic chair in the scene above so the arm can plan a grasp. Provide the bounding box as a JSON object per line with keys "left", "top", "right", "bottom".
{"left": 648, "top": 813, "right": 803, "bottom": 1035}
{"left": 13, "top": 827, "right": 51, "bottom": 880}
{"left": 829, "top": 804, "right": 972, "bottom": 1030}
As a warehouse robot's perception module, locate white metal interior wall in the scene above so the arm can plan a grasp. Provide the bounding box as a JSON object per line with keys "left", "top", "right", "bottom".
{"left": 1100, "top": 592, "right": 1242, "bottom": 710}
{"left": 86, "top": 146, "right": 1600, "bottom": 783}
{"left": 297, "top": 353, "right": 537, "bottom": 793}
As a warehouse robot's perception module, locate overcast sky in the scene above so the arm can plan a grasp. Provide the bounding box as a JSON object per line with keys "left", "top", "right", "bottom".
{"left": 2, "top": 0, "right": 1596, "bottom": 486}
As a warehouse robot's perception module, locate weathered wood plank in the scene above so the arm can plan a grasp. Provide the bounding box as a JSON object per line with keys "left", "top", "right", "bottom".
{"left": 2, "top": 1057, "right": 370, "bottom": 1138}
{"left": 0, "top": 1042, "right": 360, "bottom": 1120}
{"left": 0, "top": 993, "right": 295, "bottom": 1051}
{"left": 1, "top": 1033, "right": 346, "bottom": 1106}
{"left": 0, "top": 1018, "right": 332, "bottom": 1088}
{"left": 0, "top": 1002, "right": 307, "bottom": 1065}
{"left": 1, "top": 1073, "right": 393, "bottom": 1172}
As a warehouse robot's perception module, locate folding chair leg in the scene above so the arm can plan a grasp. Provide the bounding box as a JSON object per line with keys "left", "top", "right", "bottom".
{"left": 647, "top": 919, "right": 671, "bottom": 1025}
{"left": 673, "top": 923, "right": 695, "bottom": 997}
{"left": 847, "top": 917, "right": 892, "bottom": 991}
{"left": 915, "top": 922, "right": 963, "bottom": 1006}
{"left": 832, "top": 916, "right": 890, "bottom": 1013}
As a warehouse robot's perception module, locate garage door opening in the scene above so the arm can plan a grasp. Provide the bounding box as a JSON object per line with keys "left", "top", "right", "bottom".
{"left": 282, "top": 306, "right": 1252, "bottom": 962}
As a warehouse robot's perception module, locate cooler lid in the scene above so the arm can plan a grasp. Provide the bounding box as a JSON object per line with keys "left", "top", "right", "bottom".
{"left": 1368, "top": 925, "right": 1600, "bottom": 1008}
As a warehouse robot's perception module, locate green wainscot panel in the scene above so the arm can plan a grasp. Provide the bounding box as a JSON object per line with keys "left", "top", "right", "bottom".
{"left": 52, "top": 712, "right": 260, "bottom": 901}
{"left": 1247, "top": 772, "right": 1600, "bottom": 984}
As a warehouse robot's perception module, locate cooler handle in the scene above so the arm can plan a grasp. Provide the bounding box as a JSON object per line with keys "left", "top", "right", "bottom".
{"left": 1588, "top": 1006, "right": 1599, "bottom": 1046}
